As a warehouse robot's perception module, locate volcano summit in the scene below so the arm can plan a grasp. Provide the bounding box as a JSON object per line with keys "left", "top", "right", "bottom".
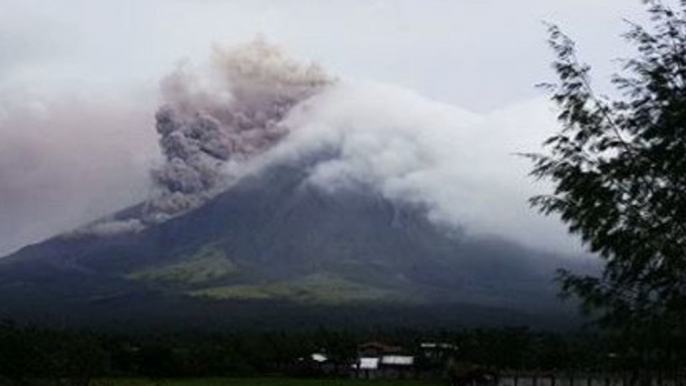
{"left": 0, "top": 41, "right": 584, "bottom": 329}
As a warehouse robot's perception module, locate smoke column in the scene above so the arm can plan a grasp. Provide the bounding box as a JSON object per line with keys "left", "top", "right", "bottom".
{"left": 71, "top": 39, "right": 334, "bottom": 236}
{"left": 147, "top": 38, "right": 334, "bottom": 220}
{"left": 72, "top": 39, "right": 575, "bottom": 254}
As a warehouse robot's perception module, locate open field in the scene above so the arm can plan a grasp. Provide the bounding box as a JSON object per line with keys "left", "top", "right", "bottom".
{"left": 93, "top": 378, "right": 442, "bottom": 386}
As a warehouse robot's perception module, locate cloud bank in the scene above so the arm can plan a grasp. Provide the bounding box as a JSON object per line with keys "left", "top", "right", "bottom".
{"left": 1, "top": 40, "right": 576, "bottom": 256}
{"left": 263, "top": 79, "right": 573, "bottom": 252}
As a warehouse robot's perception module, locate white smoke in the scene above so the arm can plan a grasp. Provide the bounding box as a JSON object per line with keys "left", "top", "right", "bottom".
{"left": 72, "top": 218, "right": 146, "bottom": 237}
{"left": 255, "top": 80, "right": 575, "bottom": 253}
{"left": 54, "top": 40, "right": 575, "bottom": 254}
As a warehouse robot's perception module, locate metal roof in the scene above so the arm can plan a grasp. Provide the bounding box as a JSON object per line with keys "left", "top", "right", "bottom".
{"left": 359, "top": 357, "right": 380, "bottom": 370}
{"left": 381, "top": 355, "right": 414, "bottom": 366}
{"left": 311, "top": 353, "right": 328, "bottom": 363}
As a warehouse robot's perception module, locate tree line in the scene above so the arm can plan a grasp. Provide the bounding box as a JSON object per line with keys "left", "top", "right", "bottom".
{"left": 0, "top": 320, "right": 677, "bottom": 386}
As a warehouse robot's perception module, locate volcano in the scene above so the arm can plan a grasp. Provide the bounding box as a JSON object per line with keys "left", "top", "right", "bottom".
{"left": 0, "top": 41, "right": 586, "bottom": 330}
{"left": 0, "top": 156, "right": 582, "bottom": 329}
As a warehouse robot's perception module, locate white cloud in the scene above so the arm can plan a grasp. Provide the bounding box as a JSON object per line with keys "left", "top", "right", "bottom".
{"left": 0, "top": 0, "right": 660, "bottom": 255}
{"left": 257, "top": 79, "right": 576, "bottom": 253}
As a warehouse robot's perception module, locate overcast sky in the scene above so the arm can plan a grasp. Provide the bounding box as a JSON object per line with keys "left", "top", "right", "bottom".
{"left": 0, "top": 0, "right": 657, "bottom": 255}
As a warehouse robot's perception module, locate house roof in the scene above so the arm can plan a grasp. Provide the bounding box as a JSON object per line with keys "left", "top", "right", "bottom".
{"left": 381, "top": 355, "right": 414, "bottom": 366}
{"left": 359, "top": 357, "right": 380, "bottom": 370}
{"left": 311, "top": 353, "right": 328, "bottom": 363}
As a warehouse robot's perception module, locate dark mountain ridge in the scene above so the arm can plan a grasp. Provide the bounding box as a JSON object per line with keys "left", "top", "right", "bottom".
{"left": 0, "top": 159, "right": 585, "bottom": 329}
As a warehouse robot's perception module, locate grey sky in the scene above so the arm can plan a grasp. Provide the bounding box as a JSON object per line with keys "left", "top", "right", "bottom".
{"left": 0, "top": 0, "right": 657, "bottom": 255}
{"left": 1, "top": 0, "right": 647, "bottom": 110}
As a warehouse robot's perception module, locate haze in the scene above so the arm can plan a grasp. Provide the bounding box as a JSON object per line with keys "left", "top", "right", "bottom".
{"left": 0, "top": 0, "right": 651, "bottom": 256}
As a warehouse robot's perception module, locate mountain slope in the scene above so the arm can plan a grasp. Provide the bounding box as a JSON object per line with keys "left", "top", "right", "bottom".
{"left": 0, "top": 160, "right": 582, "bottom": 328}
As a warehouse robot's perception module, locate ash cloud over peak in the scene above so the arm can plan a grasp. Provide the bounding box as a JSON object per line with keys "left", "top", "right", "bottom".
{"left": 73, "top": 39, "right": 335, "bottom": 236}
{"left": 149, "top": 39, "right": 334, "bottom": 219}
{"left": 23, "top": 39, "right": 576, "bottom": 255}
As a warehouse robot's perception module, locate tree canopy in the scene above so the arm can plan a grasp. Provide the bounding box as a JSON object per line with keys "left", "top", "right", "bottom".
{"left": 530, "top": 0, "right": 686, "bottom": 369}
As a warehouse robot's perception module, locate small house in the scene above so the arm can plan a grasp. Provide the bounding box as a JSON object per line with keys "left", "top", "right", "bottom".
{"left": 352, "top": 342, "right": 416, "bottom": 380}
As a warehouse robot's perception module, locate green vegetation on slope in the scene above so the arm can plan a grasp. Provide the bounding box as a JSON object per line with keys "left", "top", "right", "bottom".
{"left": 189, "top": 273, "right": 396, "bottom": 304}
{"left": 127, "top": 247, "right": 236, "bottom": 285}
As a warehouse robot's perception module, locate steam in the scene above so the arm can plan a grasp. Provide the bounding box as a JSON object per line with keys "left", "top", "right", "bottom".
{"left": 65, "top": 39, "right": 573, "bottom": 253}
{"left": 147, "top": 39, "right": 333, "bottom": 219}
{"left": 260, "top": 82, "right": 574, "bottom": 252}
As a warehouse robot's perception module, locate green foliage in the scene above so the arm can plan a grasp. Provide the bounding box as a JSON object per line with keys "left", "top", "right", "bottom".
{"left": 0, "top": 320, "right": 108, "bottom": 386}
{"left": 0, "top": 321, "right": 610, "bottom": 383}
{"left": 188, "top": 273, "right": 397, "bottom": 304}
{"left": 529, "top": 0, "right": 686, "bottom": 371}
{"left": 127, "top": 247, "right": 236, "bottom": 286}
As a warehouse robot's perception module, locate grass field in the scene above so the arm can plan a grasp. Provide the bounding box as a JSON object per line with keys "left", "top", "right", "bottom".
{"left": 93, "top": 378, "right": 442, "bottom": 386}
{"left": 189, "top": 273, "right": 395, "bottom": 304}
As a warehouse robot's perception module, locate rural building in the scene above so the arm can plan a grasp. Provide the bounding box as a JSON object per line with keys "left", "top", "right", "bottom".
{"left": 352, "top": 342, "right": 416, "bottom": 379}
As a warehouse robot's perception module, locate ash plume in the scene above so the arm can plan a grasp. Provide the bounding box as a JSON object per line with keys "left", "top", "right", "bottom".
{"left": 147, "top": 39, "right": 334, "bottom": 220}
{"left": 68, "top": 39, "right": 335, "bottom": 237}
{"left": 70, "top": 40, "right": 574, "bottom": 253}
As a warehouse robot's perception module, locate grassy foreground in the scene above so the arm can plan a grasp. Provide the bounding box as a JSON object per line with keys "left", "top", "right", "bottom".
{"left": 93, "top": 378, "right": 442, "bottom": 386}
